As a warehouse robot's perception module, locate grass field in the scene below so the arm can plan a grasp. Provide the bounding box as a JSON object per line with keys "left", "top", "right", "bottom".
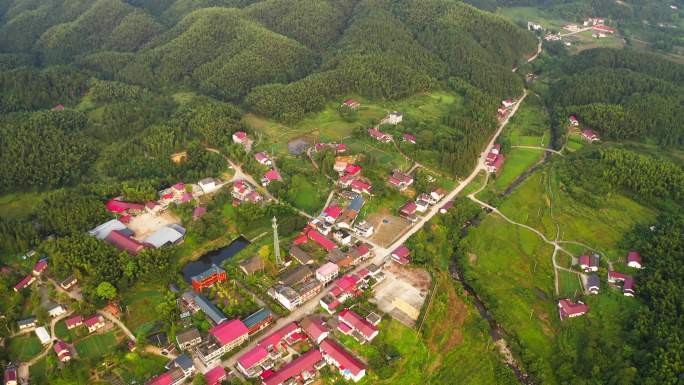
{"left": 75, "top": 331, "right": 118, "bottom": 359}
{"left": 493, "top": 148, "right": 543, "bottom": 190}
{"left": 566, "top": 30, "right": 625, "bottom": 54}
{"left": 502, "top": 94, "right": 550, "bottom": 147}
{"left": 8, "top": 334, "right": 43, "bottom": 361}
{"left": 55, "top": 320, "right": 88, "bottom": 343}
{"left": 497, "top": 167, "right": 657, "bottom": 261}
{"left": 122, "top": 284, "right": 168, "bottom": 333}
{"left": 461, "top": 213, "right": 558, "bottom": 384}
{"left": 114, "top": 352, "right": 169, "bottom": 384}
{"left": 558, "top": 270, "right": 583, "bottom": 298}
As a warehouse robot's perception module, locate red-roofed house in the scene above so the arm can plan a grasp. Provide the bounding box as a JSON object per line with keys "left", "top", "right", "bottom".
{"left": 558, "top": 299, "right": 588, "bottom": 320}
{"left": 293, "top": 233, "right": 309, "bottom": 246}
{"left": 204, "top": 366, "right": 226, "bottom": 385}
{"left": 578, "top": 254, "right": 599, "bottom": 272}
{"left": 32, "top": 259, "right": 47, "bottom": 276}
{"left": 368, "top": 128, "right": 392, "bottom": 143}
{"left": 338, "top": 309, "right": 379, "bottom": 343}
{"left": 392, "top": 245, "right": 410, "bottom": 265}
{"left": 65, "top": 315, "right": 83, "bottom": 330}
{"left": 351, "top": 179, "right": 372, "bottom": 195}
{"left": 430, "top": 188, "right": 445, "bottom": 203}
{"left": 14, "top": 274, "right": 36, "bottom": 292}
{"left": 263, "top": 349, "right": 324, "bottom": 385}
{"left": 3, "top": 365, "right": 17, "bottom": 385}
{"left": 491, "top": 143, "right": 502, "bottom": 155}
{"left": 237, "top": 346, "right": 270, "bottom": 377}
{"left": 627, "top": 251, "right": 642, "bottom": 269}
{"left": 342, "top": 99, "right": 360, "bottom": 109}
{"left": 485, "top": 154, "right": 505, "bottom": 173}
{"left": 502, "top": 99, "right": 515, "bottom": 108}
{"left": 262, "top": 170, "right": 282, "bottom": 186}
{"left": 344, "top": 164, "right": 362, "bottom": 176}
{"left": 84, "top": 315, "right": 105, "bottom": 333}
{"left": 320, "top": 339, "right": 366, "bottom": 382}
{"left": 593, "top": 24, "right": 616, "bottom": 33}
{"left": 301, "top": 316, "right": 328, "bottom": 344}
{"left": 52, "top": 104, "right": 65, "bottom": 111}
{"left": 322, "top": 206, "right": 343, "bottom": 222}
{"left": 255, "top": 152, "right": 272, "bottom": 166}
{"left": 568, "top": 115, "right": 579, "bottom": 126}
{"left": 581, "top": 129, "right": 600, "bottom": 142}
{"left": 106, "top": 199, "right": 144, "bottom": 214}
{"left": 260, "top": 322, "right": 300, "bottom": 353}
{"left": 193, "top": 207, "right": 207, "bottom": 220}
{"left": 145, "top": 372, "right": 173, "bottom": 385}
{"left": 210, "top": 320, "right": 249, "bottom": 347}
{"left": 53, "top": 341, "right": 72, "bottom": 362}
{"left": 399, "top": 202, "right": 417, "bottom": 221}
{"left": 402, "top": 133, "right": 416, "bottom": 144}
{"left": 106, "top": 230, "right": 147, "bottom": 255}
{"left": 440, "top": 200, "right": 454, "bottom": 214}
{"left": 307, "top": 230, "right": 336, "bottom": 252}
{"left": 233, "top": 131, "right": 248, "bottom": 144}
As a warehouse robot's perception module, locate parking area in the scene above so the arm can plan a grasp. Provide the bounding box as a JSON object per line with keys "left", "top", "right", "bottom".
{"left": 371, "top": 263, "right": 432, "bottom": 327}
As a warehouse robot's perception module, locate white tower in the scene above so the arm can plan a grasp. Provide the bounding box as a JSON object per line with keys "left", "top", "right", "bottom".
{"left": 272, "top": 216, "right": 281, "bottom": 265}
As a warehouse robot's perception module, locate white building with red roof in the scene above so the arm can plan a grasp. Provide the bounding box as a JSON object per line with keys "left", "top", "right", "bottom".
{"left": 342, "top": 99, "right": 360, "bottom": 109}
{"left": 322, "top": 205, "right": 343, "bottom": 223}
{"left": 592, "top": 24, "right": 616, "bottom": 33}
{"left": 399, "top": 201, "right": 418, "bottom": 221}
{"left": 197, "top": 319, "right": 249, "bottom": 364}
{"left": 3, "top": 365, "right": 17, "bottom": 385}
{"left": 32, "top": 259, "right": 47, "bottom": 276}
{"left": 502, "top": 99, "right": 516, "bottom": 108}
{"left": 578, "top": 254, "right": 599, "bottom": 272}
{"left": 233, "top": 131, "right": 248, "bottom": 144}
{"left": 581, "top": 129, "right": 600, "bottom": 142}
{"left": 84, "top": 315, "right": 105, "bottom": 333}
{"left": 301, "top": 316, "right": 329, "bottom": 345}
{"left": 255, "top": 152, "right": 272, "bottom": 166}
{"left": 53, "top": 341, "right": 72, "bottom": 362}
{"left": 262, "top": 170, "right": 282, "bottom": 186}
{"left": 204, "top": 366, "right": 226, "bottom": 385}
{"left": 627, "top": 251, "right": 642, "bottom": 269}
{"left": 568, "top": 115, "right": 579, "bottom": 126}
{"left": 338, "top": 309, "right": 379, "bottom": 343}
{"left": 320, "top": 339, "right": 366, "bottom": 382}
{"left": 402, "top": 133, "right": 416, "bottom": 144}
{"left": 13, "top": 274, "right": 36, "bottom": 292}
{"left": 351, "top": 179, "right": 372, "bottom": 195}
{"left": 262, "top": 349, "right": 324, "bottom": 385}
{"left": 307, "top": 229, "right": 337, "bottom": 252}
{"left": 65, "top": 315, "right": 83, "bottom": 330}
{"left": 237, "top": 346, "right": 270, "bottom": 377}
{"left": 558, "top": 299, "right": 588, "bottom": 320}
{"left": 368, "top": 128, "right": 392, "bottom": 143}
{"left": 391, "top": 245, "right": 411, "bottom": 265}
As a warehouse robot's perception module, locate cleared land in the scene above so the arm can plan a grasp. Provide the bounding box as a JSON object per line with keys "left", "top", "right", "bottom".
{"left": 366, "top": 210, "right": 412, "bottom": 248}
{"left": 8, "top": 334, "right": 43, "bottom": 361}
{"left": 371, "top": 264, "right": 431, "bottom": 327}
{"left": 75, "top": 331, "right": 118, "bottom": 359}
{"left": 128, "top": 211, "right": 181, "bottom": 242}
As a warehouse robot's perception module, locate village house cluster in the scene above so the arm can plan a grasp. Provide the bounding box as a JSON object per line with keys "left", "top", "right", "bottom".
{"left": 559, "top": 251, "right": 643, "bottom": 320}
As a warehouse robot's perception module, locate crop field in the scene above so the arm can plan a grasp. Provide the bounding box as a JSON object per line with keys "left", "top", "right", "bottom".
{"left": 502, "top": 94, "right": 550, "bottom": 147}
{"left": 558, "top": 270, "right": 583, "bottom": 297}
{"left": 493, "top": 148, "right": 543, "bottom": 191}
{"left": 122, "top": 283, "right": 168, "bottom": 333}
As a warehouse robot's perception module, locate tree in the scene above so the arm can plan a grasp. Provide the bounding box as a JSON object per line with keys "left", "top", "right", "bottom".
{"left": 193, "top": 373, "right": 207, "bottom": 385}
{"left": 95, "top": 282, "right": 117, "bottom": 300}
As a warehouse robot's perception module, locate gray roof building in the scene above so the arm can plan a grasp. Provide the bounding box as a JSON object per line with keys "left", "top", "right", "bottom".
{"left": 289, "top": 246, "right": 314, "bottom": 265}
{"left": 88, "top": 219, "right": 129, "bottom": 240}
{"left": 194, "top": 294, "right": 228, "bottom": 325}
{"left": 586, "top": 273, "right": 600, "bottom": 294}
{"left": 278, "top": 265, "right": 313, "bottom": 287}
{"left": 144, "top": 225, "right": 186, "bottom": 248}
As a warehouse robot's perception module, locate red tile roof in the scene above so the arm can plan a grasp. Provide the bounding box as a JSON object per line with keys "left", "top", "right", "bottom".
{"left": 204, "top": 366, "right": 226, "bottom": 385}
{"left": 344, "top": 164, "right": 362, "bottom": 176}
{"left": 293, "top": 233, "right": 309, "bottom": 246}
{"left": 351, "top": 179, "right": 371, "bottom": 193}
{"left": 106, "top": 230, "right": 146, "bottom": 255}
{"left": 558, "top": 299, "right": 588, "bottom": 319}
{"left": 255, "top": 152, "right": 270, "bottom": 162}
{"left": 259, "top": 322, "right": 299, "bottom": 351}
{"left": 307, "top": 229, "right": 336, "bottom": 251}
{"left": 264, "top": 170, "right": 282, "bottom": 181}
{"left": 301, "top": 317, "right": 327, "bottom": 342}
{"left": 65, "top": 315, "right": 83, "bottom": 328}
{"left": 146, "top": 201, "right": 159, "bottom": 209}
{"left": 338, "top": 309, "right": 378, "bottom": 340}
{"left": 627, "top": 251, "right": 641, "bottom": 265}
{"left": 172, "top": 183, "right": 185, "bottom": 191}
{"left": 320, "top": 339, "right": 366, "bottom": 376}
{"left": 608, "top": 271, "right": 627, "bottom": 281}
{"left": 392, "top": 245, "right": 410, "bottom": 259}
{"left": 323, "top": 206, "right": 343, "bottom": 219}
{"left": 119, "top": 214, "right": 132, "bottom": 223}
{"left": 210, "top": 320, "right": 249, "bottom": 346}
{"left": 106, "top": 199, "right": 144, "bottom": 213}
{"left": 14, "top": 274, "right": 35, "bottom": 290}
{"left": 579, "top": 255, "right": 589, "bottom": 266}
{"left": 84, "top": 315, "right": 103, "bottom": 327}
{"left": 263, "top": 349, "right": 323, "bottom": 385}
{"left": 237, "top": 345, "right": 269, "bottom": 370}
{"left": 400, "top": 202, "right": 417, "bottom": 215}
{"left": 53, "top": 341, "right": 70, "bottom": 355}
{"left": 145, "top": 372, "right": 173, "bottom": 385}
{"left": 33, "top": 259, "right": 47, "bottom": 273}
{"left": 402, "top": 133, "right": 416, "bottom": 143}
{"left": 234, "top": 131, "right": 247, "bottom": 140}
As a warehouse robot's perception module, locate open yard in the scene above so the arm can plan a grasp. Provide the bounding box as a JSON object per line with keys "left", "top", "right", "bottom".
{"left": 122, "top": 283, "right": 168, "bottom": 334}
{"left": 75, "top": 331, "right": 119, "bottom": 360}
{"left": 128, "top": 210, "right": 181, "bottom": 242}
{"left": 558, "top": 270, "right": 583, "bottom": 298}
{"left": 55, "top": 319, "right": 89, "bottom": 342}
{"left": 365, "top": 210, "right": 412, "bottom": 248}
{"left": 371, "top": 264, "right": 431, "bottom": 327}
{"left": 8, "top": 334, "right": 43, "bottom": 361}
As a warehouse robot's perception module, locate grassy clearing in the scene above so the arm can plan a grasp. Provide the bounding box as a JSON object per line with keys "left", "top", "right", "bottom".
{"left": 497, "top": 167, "right": 657, "bottom": 261}
{"left": 244, "top": 91, "right": 461, "bottom": 157}
{"left": 55, "top": 320, "right": 88, "bottom": 343}
{"left": 558, "top": 270, "right": 583, "bottom": 298}
{"left": 75, "top": 331, "right": 118, "bottom": 359}
{"left": 0, "top": 191, "right": 49, "bottom": 219}
{"left": 498, "top": 7, "right": 569, "bottom": 31}
{"left": 493, "top": 148, "right": 542, "bottom": 190}
{"left": 461, "top": 214, "right": 558, "bottom": 383}
{"left": 502, "top": 94, "right": 550, "bottom": 147}
{"left": 122, "top": 283, "right": 168, "bottom": 333}
{"left": 9, "top": 334, "right": 43, "bottom": 361}
{"left": 115, "top": 352, "right": 169, "bottom": 383}
{"left": 566, "top": 30, "right": 625, "bottom": 54}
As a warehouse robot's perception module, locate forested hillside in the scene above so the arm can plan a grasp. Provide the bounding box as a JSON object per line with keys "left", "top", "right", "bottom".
{"left": 547, "top": 48, "right": 684, "bottom": 147}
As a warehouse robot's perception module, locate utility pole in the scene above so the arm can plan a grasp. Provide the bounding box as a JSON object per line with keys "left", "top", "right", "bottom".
{"left": 272, "top": 216, "right": 281, "bottom": 265}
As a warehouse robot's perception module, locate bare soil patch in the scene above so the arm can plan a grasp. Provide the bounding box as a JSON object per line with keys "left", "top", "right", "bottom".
{"left": 366, "top": 210, "right": 412, "bottom": 247}
{"left": 371, "top": 263, "right": 432, "bottom": 327}
{"left": 128, "top": 211, "right": 181, "bottom": 241}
